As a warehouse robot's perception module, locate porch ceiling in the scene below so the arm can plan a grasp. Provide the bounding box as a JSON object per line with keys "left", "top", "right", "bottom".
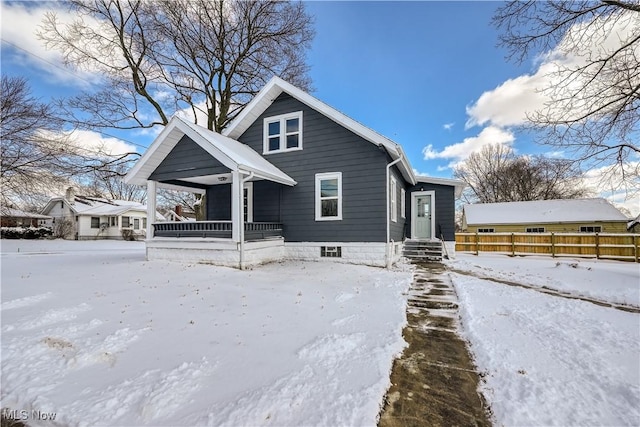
{"left": 125, "top": 116, "right": 297, "bottom": 187}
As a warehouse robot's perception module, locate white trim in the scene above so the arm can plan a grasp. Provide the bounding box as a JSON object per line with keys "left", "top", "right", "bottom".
{"left": 223, "top": 76, "right": 416, "bottom": 185}
{"left": 390, "top": 176, "right": 397, "bottom": 223}
{"left": 315, "top": 172, "right": 343, "bottom": 221}
{"left": 411, "top": 191, "right": 436, "bottom": 239}
{"left": 401, "top": 188, "right": 406, "bottom": 219}
{"left": 231, "top": 170, "right": 241, "bottom": 242}
{"left": 263, "top": 111, "right": 303, "bottom": 154}
{"left": 244, "top": 182, "right": 254, "bottom": 223}
{"left": 146, "top": 180, "right": 157, "bottom": 240}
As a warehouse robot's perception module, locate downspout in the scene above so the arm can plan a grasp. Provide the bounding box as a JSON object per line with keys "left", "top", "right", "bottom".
{"left": 239, "top": 171, "right": 254, "bottom": 270}
{"left": 386, "top": 156, "right": 402, "bottom": 268}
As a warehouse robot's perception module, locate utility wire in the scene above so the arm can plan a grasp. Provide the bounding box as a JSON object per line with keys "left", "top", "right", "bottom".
{"left": 2, "top": 39, "right": 154, "bottom": 150}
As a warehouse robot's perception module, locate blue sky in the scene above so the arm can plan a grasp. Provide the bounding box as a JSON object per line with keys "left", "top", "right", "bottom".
{"left": 1, "top": 1, "right": 638, "bottom": 214}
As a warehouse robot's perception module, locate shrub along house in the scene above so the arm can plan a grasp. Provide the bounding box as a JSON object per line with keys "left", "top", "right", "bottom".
{"left": 125, "top": 77, "right": 463, "bottom": 268}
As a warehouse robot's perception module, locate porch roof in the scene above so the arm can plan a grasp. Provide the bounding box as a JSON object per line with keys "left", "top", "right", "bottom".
{"left": 125, "top": 116, "right": 296, "bottom": 187}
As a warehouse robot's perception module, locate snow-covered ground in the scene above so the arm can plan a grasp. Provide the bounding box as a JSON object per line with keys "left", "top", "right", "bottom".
{"left": 448, "top": 253, "right": 640, "bottom": 427}
{"left": 0, "top": 240, "right": 411, "bottom": 426}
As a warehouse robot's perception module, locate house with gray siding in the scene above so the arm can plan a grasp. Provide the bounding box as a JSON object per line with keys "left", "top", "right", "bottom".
{"left": 125, "top": 77, "right": 463, "bottom": 268}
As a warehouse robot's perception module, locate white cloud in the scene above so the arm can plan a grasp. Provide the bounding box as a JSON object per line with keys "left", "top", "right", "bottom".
{"left": 423, "top": 126, "right": 514, "bottom": 165}
{"left": 1, "top": 2, "right": 116, "bottom": 87}
{"left": 443, "top": 122, "right": 455, "bottom": 131}
{"left": 582, "top": 162, "right": 640, "bottom": 217}
{"left": 69, "top": 130, "right": 138, "bottom": 157}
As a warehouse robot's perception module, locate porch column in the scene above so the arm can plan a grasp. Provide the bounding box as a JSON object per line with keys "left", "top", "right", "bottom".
{"left": 146, "top": 180, "right": 157, "bottom": 239}
{"left": 231, "top": 170, "right": 242, "bottom": 242}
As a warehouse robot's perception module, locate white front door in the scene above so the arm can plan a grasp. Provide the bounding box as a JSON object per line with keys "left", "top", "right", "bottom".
{"left": 412, "top": 191, "right": 435, "bottom": 239}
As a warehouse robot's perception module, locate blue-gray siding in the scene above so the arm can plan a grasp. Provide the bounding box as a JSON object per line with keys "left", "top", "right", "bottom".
{"left": 389, "top": 166, "right": 406, "bottom": 242}
{"left": 405, "top": 183, "right": 456, "bottom": 241}
{"left": 235, "top": 93, "right": 390, "bottom": 242}
{"left": 149, "top": 135, "right": 228, "bottom": 181}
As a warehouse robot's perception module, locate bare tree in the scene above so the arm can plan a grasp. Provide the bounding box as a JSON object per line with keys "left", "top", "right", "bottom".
{"left": 454, "top": 144, "right": 587, "bottom": 203}
{"left": 1, "top": 76, "right": 138, "bottom": 209}
{"left": 493, "top": 1, "right": 640, "bottom": 187}
{"left": 39, "top": 0, "right": 314, "bottom": 133}
{"left": 84, "top": 163, "right": 147, "bottom": 202}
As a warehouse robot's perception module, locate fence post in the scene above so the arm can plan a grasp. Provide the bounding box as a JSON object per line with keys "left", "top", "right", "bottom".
{"left": 475, "top": 232, "right": 479, "bottom": 256}
{"left": 595, "top": 233, "right": 600, "bottom": 259}
{"left": 551, "top": 232, "right": 555, "bottom": 258}
{"left": 511, "top": 233, "right": 515, "bottom": 257}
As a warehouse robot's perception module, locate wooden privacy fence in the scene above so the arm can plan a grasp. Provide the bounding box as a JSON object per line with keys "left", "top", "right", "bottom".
{"left": 456, "top": 232, "right": 640, "bottom": 262}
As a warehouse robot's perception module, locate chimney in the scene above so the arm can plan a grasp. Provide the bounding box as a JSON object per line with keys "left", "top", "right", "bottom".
{"left": 65, "top": 187, "right": 76, "bottom": 205}
{"left": 175, "top": 205, "right": 183, "bottom": 219}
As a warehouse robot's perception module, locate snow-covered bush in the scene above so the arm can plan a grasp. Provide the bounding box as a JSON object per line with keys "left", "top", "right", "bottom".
{"left": 1, "top": 227, "right": 53, "bottom": 239}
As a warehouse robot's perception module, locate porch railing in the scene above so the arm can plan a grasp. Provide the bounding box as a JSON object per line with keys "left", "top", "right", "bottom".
{"left": 153, "top": 221, "right": 283, "bottom": 240}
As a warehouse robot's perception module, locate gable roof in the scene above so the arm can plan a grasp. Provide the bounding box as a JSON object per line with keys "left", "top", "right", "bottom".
{"left": 463, "top": 198, "right": 629, "bottom": 226}
{"left": 42, "top": 196, "right": 164, "bottom": 219}
{"left": 223, "top": 76, "right": 416, "bottom": 185}
{"left": 124, "top": 116, "right": 296, "bottom": 187}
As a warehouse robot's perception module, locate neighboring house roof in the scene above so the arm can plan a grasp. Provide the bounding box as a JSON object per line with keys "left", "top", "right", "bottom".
{"left": 124, "top": 116, "right": 297, "bottom": 187}
{"left": 0, "top": 207, "right": 51, "bottom": 219}
{"left": 628, "top": 214, "right": 640, "bottom": 230}
{"left": 415, "top": 175, "right": 465, "bottom": 197}
{"left": 464, "top": 198, "right": 629, "bottom": 225}
{"left": 223, "top": 76, "right": 417, "bottom": 185}
{"left": 42, "top": 196, "right": 165, "bottom": 220}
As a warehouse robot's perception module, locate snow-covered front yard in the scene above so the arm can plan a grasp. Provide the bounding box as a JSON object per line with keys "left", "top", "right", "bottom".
{"left": 2, "top": 242, "right": 639, "bottom": 427}
{"left": 1, "top": 240, "right": 411, "bottom": 426}
{"left": 448, "top": 253, "right": 640, "bottom": 427}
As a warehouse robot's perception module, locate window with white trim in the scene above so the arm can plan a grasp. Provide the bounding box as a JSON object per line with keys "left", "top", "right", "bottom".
{"left": 390, "top": 176, "right": 397, "bottom": 223}
{"left": 580, "top": 226, "right": 602, "bottom": 233}
{"left": 315, "top": 172, "right": 342, "bottom": 221}
{"left": 90, "top": 217, "right": 100, "bottom": 229}
{"left": 401, "top": 188, "right": 406, "bottom": 219}
{"left": 478, "top": 228, "right": 495, "bottom": 233}
{"left": 263, "top": 111, "right": 303, "bottom": 154}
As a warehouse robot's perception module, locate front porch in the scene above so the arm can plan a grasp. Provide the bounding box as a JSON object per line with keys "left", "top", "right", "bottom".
{"left": 153, "top": 221, "right": 283, "bottom": 240}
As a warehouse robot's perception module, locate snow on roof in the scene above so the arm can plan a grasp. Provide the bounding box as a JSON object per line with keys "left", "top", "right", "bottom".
{"left": 0, "top": 207, "right": 51, "bottom": 219}
{"left": 223, "top": 76, "right": 416, "bottom": 185}
{"left": 464, "top": 198, "right": 629, "bottom": 225}
{"left": 415, "top": 175, "right": 465, "bottom": 197}
{"left": 43, "top": 196, "right": 164, "bottom": 219}
{"left": 628, "top": 214, "right": 640, "bottom": 230}
{"left": 125, "top": 116, "right": 296, "bottom": 187}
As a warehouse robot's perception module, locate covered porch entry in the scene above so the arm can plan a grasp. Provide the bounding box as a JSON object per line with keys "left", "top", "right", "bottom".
{"left": 124, "top": 116, "right": 297, "bottom": 268}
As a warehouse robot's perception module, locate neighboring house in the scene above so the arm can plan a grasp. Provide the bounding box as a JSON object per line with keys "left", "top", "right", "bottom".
{"left": 461, "top": 198, "right": 631, "bottom": 234}
{"left": 628, "top": 214, "right": 640, "bottom": 233}
{"left": 41, "top": 190, "right": 164, "bottom": 240}
{"left": 125, "top": 76, "right": 464, "bottom": 268}
{"left": 0, "top": 207, "right": 51, "bottom": 227}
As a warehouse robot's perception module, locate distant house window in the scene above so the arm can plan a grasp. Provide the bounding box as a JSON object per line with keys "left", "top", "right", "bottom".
{"left": 263, "top": 111, "right": 303, "bottom": 154}
{"left": 133, "top": 218, "right": 140, "bottom": 230}
{"left": 401, "top": 188, "right": 406, "bottom": 219}
{"left": 142, "top": 218, "right": 147, "bottom": 229}
{"left": 315, "top": 172, "right": 342, "bottom": 221}
{"left": 390, "top": 176, "right": 397, "bottom": 223}
{"left": 478, "top": 228, "right": 495, "bottom": 233}
{"left": 122, "top": 216, "right": 130, "bottom": 228}
{"left": 580, "top": 226, "right": 602, "bottom": 233}
{"left": 526, "top": 227, "right": 545, "bottom": 233}
{"left": 90, "top": 217, "right": 100, "bottom": 228}
{"left": 109, "top": 216, "right": 118, "bottom": 227}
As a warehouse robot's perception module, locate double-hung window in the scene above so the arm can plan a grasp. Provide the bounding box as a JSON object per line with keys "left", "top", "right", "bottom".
{"left": 263, "top": 111, "right": 303, "bottom": 154}
{"left": 315, "top": 172, "right": 342, "bottom": 221}
{"left": 90, "top": 217, "right": 100, "bottom": 229}
{"left": 400, "top": 188, "right": 406, "bottom": 219}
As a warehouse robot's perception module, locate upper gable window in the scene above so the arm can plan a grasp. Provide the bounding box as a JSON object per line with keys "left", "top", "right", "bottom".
{"left": 263, "top": 111, "right": 303, "bottom": 154}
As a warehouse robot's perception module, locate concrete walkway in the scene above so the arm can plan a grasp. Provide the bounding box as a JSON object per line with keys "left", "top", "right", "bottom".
{"left": 378, "top": 262, "right": 492, "bottom": 427}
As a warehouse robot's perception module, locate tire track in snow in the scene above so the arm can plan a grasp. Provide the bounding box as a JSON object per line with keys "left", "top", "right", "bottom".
{"left": 449, "top": 268, "right": 640, "bottom": 313}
